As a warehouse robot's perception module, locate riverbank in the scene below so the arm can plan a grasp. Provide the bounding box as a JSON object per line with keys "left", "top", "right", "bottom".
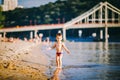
{"left": 0, "top": 40, "right": 49, "bottom": 80}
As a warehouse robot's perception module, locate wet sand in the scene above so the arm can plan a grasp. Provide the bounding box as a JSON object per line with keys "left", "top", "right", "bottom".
{"left": 0, "top": 40, "right": 49, "bottom": 80}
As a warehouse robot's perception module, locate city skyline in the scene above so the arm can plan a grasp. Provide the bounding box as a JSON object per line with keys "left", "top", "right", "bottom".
{"left": 0, "top": 0, "right": 57, "bottom": 8}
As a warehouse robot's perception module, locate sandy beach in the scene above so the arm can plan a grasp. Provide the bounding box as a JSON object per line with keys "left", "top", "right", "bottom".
{"left": 0, "top": 40, "right": 49, "bottom": 80}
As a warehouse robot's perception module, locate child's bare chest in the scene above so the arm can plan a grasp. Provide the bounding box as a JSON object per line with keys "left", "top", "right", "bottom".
{"left": 55, "top": 43, "right": 62, "bottom": 49}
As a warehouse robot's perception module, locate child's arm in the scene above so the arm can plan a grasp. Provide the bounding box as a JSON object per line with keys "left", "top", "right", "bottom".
{"left": 51, "top": 43, "right": 56, "bottom": 49}
{"left": 48, "top": 43, "right": 56, "bottom": 50}
{"left": 62, "top": 43, "right": 70, "bottom": 54}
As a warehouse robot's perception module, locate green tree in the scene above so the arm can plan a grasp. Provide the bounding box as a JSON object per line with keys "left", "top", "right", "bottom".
{"left": 2, "top": 0, "right": 120, "bottom": 27}
{"left": 0, "top": 6, "right": 5, "bottom": 28}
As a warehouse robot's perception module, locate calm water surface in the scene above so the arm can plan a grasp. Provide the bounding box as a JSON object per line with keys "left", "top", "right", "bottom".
{"left": 43, "top": 42, "right": 120, "bottom": 80}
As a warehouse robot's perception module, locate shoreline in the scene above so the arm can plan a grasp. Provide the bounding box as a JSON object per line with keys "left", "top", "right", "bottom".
{"left": 0, "top": 40, "right": 49, "bottom": 80}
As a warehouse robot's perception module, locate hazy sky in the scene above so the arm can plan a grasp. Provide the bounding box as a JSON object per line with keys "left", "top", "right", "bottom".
{"left": 0, "top": 0, "right": 57, "bottom": 8}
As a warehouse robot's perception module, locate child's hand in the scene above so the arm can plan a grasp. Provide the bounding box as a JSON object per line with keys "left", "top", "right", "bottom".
{"left": 67, "top": 51, "right": 70, "bottom": 54}
{"left": 47, "top": 47, "right": 52, "bottom": 50}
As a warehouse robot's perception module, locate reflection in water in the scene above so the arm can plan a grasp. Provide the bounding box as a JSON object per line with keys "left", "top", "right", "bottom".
{"left": 51, "top": 68, "right": 62, "bottom": 80}
{"left": 104, "top": 41, "right": 109, "bottom": 51}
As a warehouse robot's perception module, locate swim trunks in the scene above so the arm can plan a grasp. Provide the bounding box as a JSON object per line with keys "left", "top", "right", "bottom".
{"left": 56, "top": 52, "right": 62, "bottom": 56}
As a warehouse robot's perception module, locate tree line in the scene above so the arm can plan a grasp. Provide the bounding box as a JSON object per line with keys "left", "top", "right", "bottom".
{"left": 0, "top": 0, "right": 120, "bottom": 28}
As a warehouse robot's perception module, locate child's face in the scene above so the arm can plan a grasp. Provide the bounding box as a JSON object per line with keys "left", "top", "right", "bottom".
{"left": 56, "top": 36, "right": 62, "bottom": 42}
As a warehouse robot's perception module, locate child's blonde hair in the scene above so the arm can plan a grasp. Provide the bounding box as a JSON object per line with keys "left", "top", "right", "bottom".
{"left": 56, "top": 33, "right": 62, "bottom": 37}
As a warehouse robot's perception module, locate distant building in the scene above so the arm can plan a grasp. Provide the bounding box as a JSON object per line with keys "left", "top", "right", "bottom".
{"left": 17, "top": 5, "right": 23, "bottom": 8}
{"left": 1, "top": 0, "right": 23, "bottom": 11}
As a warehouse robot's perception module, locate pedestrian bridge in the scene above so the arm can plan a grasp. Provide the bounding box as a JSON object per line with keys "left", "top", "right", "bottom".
{"left": 0, "top": 2, "right": 120, "bottom": 41}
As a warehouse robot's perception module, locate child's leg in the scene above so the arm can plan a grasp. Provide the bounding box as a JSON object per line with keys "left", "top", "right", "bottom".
{"left": 59, "top": 54, "right": 63, "bottom": 68}
{"left": 56, "top": 55, "right": 59, "bottom": 67}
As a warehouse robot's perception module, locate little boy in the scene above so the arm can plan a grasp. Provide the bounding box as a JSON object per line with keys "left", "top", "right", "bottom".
{"left": 50, "top": 33, "right": 70, "bottom": 68}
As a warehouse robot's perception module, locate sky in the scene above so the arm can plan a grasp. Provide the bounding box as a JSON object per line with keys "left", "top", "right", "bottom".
{"left": 0, "top": 0, "right": 57, "bottom": 8}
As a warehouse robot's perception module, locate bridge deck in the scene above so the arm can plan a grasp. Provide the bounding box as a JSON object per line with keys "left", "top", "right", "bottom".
{"left": 0, "top": 24, "right": 64, "bottom": 32}
{"left": 0, "top": 23, "right": 120, "bottom": 33}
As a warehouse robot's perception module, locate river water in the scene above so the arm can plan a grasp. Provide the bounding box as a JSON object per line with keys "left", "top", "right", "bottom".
{"left": 42, "top": 42, "right": 120, "bottom": 80}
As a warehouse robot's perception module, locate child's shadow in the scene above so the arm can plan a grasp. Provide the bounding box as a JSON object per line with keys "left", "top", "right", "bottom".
{"left": 50, "top": 68, "right": 62, "bottom": 80}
